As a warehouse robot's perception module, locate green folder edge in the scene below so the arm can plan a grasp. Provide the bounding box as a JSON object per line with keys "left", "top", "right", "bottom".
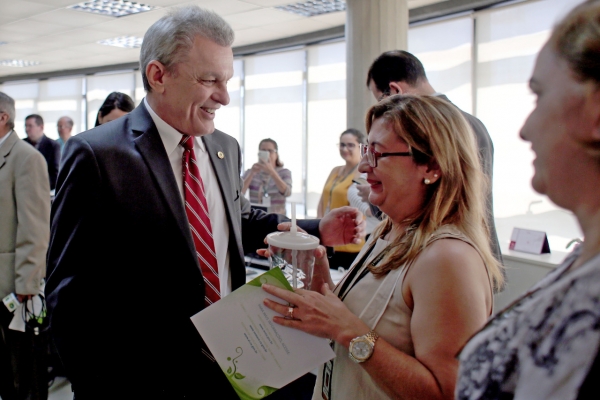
{"left": 223, "top": 267, "right": 293, "bottom": 400}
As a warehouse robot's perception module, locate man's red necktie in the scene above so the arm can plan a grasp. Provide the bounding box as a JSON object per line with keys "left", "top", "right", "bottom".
{"left": 180, "top": 135, "right": 221, "bottom": 307}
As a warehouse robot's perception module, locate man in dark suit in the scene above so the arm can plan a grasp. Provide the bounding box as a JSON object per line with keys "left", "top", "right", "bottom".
{"left": 24, "top": 114, "right": 60, "bottom": 191}
{"left": 45, "top": 6, "right": 363, "bottom": 399}
{"left": 362, "top": 50, "right": 502, "bottom": 264}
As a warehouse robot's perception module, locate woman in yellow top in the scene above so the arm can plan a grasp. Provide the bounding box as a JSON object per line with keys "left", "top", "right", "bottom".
{"left": 317, "top": 128, "right": 366, "bottom": 269}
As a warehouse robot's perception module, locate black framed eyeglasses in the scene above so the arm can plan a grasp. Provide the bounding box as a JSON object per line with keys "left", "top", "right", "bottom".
{"left": 360, "top": 143, "right": 412, "bottom": 168}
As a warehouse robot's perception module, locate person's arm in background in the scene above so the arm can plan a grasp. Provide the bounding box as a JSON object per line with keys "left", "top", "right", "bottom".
{"left": 348, "top": 177, "right": 372, "bottom": 218}
{"left": 15, "top": 149, "right": 50, "bottom": 301}
{"left": 316, "top": 167, "right": 337, "bottom": 218}
{"left": 270, "top": 167, "right": 291, "bottom": 196}
{"left": 242, "top": 168, "right": 254, "bottom": 194}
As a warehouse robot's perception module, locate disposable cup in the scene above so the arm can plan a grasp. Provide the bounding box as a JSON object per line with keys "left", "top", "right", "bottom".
{"left": 266, "top": 231, "right": 320, "bottom": 290}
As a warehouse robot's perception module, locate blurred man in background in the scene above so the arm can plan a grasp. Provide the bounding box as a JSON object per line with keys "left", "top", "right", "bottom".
{"left": 24, "top": 114, "right": 60, "bottom": 191}
{"left": 56, "top": 116, "right": 73, "bottom": 153}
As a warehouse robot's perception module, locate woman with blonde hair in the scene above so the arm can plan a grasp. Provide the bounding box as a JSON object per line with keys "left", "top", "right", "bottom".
{"left": 457, "top": 1, "right": 600, "bottom": 398}
{"left": 262, "top": 94, "right": 502, "bottom": 399}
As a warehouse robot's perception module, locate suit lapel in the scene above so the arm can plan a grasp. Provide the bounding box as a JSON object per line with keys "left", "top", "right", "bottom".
{"left": 0, "top": 131, "right": 19, "bottom": 170}
{"left": 130, "top": 103, "right": 198, "bottom": 263}
{"left": 202, "top": 133, "right": 237, "bottom": 235}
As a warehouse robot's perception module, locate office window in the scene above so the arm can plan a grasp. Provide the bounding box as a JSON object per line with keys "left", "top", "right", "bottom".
{"left": 215, "top": 59, "right": 243, "bottom": 144}
{"left": 409, "top": 16, "right": 473, "bottom": 114}
{"left": 0, "top": 81, "right": 38, "bottom": 139}
{"left": 306, "top": 40, "right": 347, "bottom": 217}
{"left": 476, "top": 0, "right": 583, "bottom": 219}
{"left": 243, "top": 50, "right": 305, "bottom": 217}
{"left": 37, "top": 77, "right": 84, "bottom": 138}
{"left": 86, "top": 71, "right": 135, "bottom": 128}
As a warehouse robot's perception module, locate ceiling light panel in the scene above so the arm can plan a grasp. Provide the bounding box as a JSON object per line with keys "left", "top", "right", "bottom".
{"left": 68, "top": 0, "right": 158, "bottom": 18}
{"left": 98, "top": 36, "right": 143, "bottom": 48}
{"left": 0, "top": 59, "right": 41, "bottom": 67}
{"left": 276, "top": 0, "right": 346, "bottom": 17}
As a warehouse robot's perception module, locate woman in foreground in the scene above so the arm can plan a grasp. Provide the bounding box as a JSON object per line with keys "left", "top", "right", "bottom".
{"left": 456, "top": 1, "right": 600, "bottom": 398}
{"left": 262, "top": 95, "right": 503, "bottom": 399}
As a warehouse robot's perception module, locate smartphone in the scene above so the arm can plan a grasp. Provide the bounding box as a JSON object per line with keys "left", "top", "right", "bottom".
{"left": 258, "top": 150, "right": 270, "bottom": 163}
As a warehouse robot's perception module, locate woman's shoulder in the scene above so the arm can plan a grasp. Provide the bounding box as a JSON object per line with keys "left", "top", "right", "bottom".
{"left": 325, "top": 165, "right": 343, "bottom": 179}
{"left": 276, "top": 166, "right": 292, "bottom": 174}
{"left": 408, "top": 226, "right": 486, "bottom": 285}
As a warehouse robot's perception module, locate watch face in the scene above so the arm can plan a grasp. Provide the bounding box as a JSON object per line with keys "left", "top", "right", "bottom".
{"left": 351, "top": 339, "right": 372, "bottom": 360}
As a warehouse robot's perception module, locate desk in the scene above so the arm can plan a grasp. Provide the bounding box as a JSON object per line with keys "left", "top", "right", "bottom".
{"left": 493, "top": 210, "right": 581, "bottom": 313}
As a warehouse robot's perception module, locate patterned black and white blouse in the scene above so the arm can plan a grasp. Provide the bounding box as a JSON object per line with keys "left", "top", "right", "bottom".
{"left": 456, "top": 246, "right": 600, "bottom": 399}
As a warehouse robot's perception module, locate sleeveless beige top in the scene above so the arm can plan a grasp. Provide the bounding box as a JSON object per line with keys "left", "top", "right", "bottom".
{"left": 312, "top": 225, "right": 489, "bottom": 400}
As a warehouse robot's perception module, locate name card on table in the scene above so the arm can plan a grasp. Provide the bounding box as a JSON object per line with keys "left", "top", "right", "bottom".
{"left": 509, "top": 227, "right": 551, "bottom": 255}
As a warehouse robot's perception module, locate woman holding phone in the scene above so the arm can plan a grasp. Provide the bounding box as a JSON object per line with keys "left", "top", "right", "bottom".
{"left": 242, "top": 138, "right": 292, "bottom": 215}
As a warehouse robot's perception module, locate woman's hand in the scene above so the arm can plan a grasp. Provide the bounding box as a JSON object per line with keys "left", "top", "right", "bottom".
{"left": 257, "top": 245, "right": 333, "bottom": 292}
{"left": 251, "top": 160, "right": 277, "bottom": 176}
{"left": 319, "top": 206, "right": 366, "bottom": 246}
{"left": 310, "top": 246, "right": 334, "bottom": 291}
{"left": 262, "top": 282, "right": 369, "bottom": 348}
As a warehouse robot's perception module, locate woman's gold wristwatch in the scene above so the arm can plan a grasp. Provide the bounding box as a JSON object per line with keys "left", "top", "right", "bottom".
{"left": 348, "top": 330, "right": 379, "bottom": 363}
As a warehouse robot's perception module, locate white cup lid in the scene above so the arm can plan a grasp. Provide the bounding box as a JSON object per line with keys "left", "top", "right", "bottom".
{"left": 266, "top": 231, "right": 320, "bottom": 250}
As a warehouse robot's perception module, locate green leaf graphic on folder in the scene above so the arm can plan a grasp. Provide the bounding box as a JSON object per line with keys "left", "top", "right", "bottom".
{"left": 245, "top": 267, "right": 293, "bottom": 290}
{"left": 224, "top": 347, "right": 277, "bottom": 399}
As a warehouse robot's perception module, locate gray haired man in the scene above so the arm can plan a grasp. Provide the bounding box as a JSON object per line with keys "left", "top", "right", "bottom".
{"left": 0, "top": 92, "right": 50, "bottom": 399}
{"left": 46, "top": 6, "right": 364, "bottom": 399}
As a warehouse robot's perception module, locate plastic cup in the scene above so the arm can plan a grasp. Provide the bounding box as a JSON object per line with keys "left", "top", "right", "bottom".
{"left": 266, "top": 231, "right": 320, "bottom": 290}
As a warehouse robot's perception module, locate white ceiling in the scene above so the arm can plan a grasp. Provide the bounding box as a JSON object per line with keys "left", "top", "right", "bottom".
{"left": 0, "top": 0, "right": 446, "bottom": 79}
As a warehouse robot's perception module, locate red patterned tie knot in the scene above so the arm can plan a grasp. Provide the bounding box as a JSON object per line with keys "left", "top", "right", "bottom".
{"left": 180, "top": 135, "right": 193, "bottom": 151}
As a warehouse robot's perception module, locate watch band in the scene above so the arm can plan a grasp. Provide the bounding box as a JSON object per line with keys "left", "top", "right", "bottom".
{"left": 364, "top": 330, "right": 379, "bottom": 345}
{"left": 349, "top": 330, "right": 379, "bottom": 363}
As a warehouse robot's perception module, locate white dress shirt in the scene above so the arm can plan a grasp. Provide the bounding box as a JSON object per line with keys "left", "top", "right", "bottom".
{"left": 0, "top": 130, "right": 12, "bottom": 148}
{"left": 145, "top": 98, "right": 232, "bottom": 297}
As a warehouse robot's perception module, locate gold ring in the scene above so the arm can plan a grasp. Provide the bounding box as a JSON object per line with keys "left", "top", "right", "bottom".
{"left": 287, "top": 306, "right": 294, "bottom": 319}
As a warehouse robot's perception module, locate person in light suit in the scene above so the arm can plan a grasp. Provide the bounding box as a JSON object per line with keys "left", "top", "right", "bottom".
{"left": 45, "top": 6, "right": 364, "bottom": 399}
{"left": 0, "top": 92, "right": 50, "bottom": 400}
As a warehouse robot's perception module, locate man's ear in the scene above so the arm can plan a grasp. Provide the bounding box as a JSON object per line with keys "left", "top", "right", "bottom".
{"left": 389, "top": 82, "right": 403, "bottom": 95}
{"left": 146, "top": 60, "right": 168, "bottom": 94}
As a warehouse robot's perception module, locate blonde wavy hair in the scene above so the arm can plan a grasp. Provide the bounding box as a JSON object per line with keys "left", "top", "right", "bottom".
{"left": 366, "top": 95, "right": 504, "bottom": 291}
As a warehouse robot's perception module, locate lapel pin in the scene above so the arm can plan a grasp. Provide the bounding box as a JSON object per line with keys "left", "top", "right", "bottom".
{"left": 217, "top": 151, "right": 224, "bottom": 159}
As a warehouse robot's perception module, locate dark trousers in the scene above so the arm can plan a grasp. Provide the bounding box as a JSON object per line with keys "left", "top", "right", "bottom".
{"left": 266, "top": 372, "right": 316, "bottom": 400}
{"left": 0, "top": 305, "right": 48, "bottom": 400}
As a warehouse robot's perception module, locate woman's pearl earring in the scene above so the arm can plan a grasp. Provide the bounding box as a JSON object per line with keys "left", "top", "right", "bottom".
{"left": 424, "top": 178, "right": 431, "bottom": 185}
